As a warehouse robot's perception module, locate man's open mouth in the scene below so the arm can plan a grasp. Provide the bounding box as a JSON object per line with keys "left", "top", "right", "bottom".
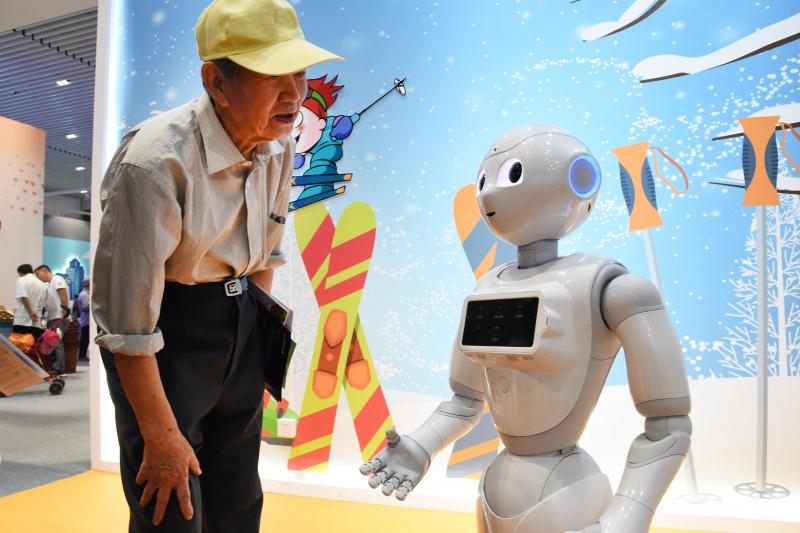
{"left": 274, "top": 113, "right": 295, "bottom": 123}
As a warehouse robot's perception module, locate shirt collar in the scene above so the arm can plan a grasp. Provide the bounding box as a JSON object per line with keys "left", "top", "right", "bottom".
{"left": 196, "top": 93, "right": 286, "bottom": 174}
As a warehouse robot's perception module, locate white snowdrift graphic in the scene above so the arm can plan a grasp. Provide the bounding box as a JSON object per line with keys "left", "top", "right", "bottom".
{"left": 633, "top": 13, "right": 800, "bottom": 82}
{"left": 581, "top": 0, "right": 668, "bottom": 41}
{"left": 713, "top": 102, "right": 800, "bottom": 140}
{"left": 711, "top": 169, "right": 800, "bottom": 195}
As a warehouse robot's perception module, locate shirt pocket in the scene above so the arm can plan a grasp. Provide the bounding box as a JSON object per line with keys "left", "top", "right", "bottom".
{"left": 264, "top": 215, "right": 286, "bottom": 258}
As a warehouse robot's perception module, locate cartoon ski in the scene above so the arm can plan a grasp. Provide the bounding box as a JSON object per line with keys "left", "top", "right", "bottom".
{"left": 288, "top": 202, "right": 393, "bottom": 472}
{"left": 289, "top": 185, "right": 347, "bottom": 212}
{"left": 446, "top": 184, "right": 508, "bottom": 478}
{"left": 289, "top": 174, "right": 352, "bottom": 210}
{"left": 292, "top": 173, "right": 352, "bottom": 187}
{"left": 453, "top": 184, "right": 516, "bottom": 279}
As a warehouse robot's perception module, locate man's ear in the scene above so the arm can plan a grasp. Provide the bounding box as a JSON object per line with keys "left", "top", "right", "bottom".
{"left": 201, "top": 62, "right": 230, "bottom": 108}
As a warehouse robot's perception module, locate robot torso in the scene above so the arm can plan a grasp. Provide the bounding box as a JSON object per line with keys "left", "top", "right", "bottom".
{"left": 458, "top": 253, "right": 625, "bottom": 451}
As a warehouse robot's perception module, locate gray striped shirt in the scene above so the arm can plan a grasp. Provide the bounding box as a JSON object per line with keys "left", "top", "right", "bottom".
{"left": 93, "top": 93, "right": 294, "bottom": 356}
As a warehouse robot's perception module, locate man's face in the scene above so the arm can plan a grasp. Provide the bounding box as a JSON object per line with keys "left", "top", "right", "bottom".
{"left": 222, "top": 68, "right": 307, "bottom": 143}
{"left": 293, "top": 105, "right": 326, "bottom": 154}
{"left": 35, "top": 269, "right": 52, "bottom": 283}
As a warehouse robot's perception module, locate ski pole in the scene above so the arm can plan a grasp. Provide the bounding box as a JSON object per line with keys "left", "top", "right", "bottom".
{"left": 359, "top": 77, "right": 407, "bottom": 116}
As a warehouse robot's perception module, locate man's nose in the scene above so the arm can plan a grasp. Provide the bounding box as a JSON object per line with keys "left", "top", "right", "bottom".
{"left": 279, "top": 76, "right": 306, "bottom": 103}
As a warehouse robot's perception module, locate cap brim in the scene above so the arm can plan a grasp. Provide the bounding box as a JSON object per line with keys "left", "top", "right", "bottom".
{"left": 228, "top": 39, "right": 343, "bottom": 75}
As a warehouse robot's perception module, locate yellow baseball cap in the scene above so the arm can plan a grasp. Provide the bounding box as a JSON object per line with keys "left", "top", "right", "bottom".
{"left": 196, "top": 0, "right": 343, "bottom": 75}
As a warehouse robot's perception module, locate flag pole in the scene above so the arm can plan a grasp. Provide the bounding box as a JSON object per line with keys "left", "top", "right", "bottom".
{"left": 755, "top": 206, "right": 769, "bottom": 493}
{"left": 715, "top": 115, "right": 791, "bottom": 499}
{"left": 734, "top": 206, "right": 788, "bottom": 499}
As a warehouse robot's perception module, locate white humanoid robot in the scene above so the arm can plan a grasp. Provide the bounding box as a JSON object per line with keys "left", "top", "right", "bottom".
{"left": 360, "top": 125, "right": 692, "bottom": 532}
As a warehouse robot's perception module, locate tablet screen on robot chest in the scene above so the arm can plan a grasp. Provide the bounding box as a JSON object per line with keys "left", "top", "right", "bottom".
{"left": 462, "top": 297, "right": 538, "bottom": 348}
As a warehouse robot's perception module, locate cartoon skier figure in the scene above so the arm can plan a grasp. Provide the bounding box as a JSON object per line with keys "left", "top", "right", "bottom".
{"left": 291, "top": 75, "right": 358, "bottom": 211}
{"left": 290, "top": 75, "right": 407, "bottom": 211}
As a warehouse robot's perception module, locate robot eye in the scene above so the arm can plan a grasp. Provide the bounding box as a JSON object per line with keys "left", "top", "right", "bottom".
{"left": 568, "top": 155, "right": 601, "bottom": 198}
{"left": 294, "top": 112, "right": 304, "bottom": 128}
{"left": 477, "top": 169, "right": 486, "bottom": 194}
{"left": 496, "top": 158, "right": 523, "bottom": 188}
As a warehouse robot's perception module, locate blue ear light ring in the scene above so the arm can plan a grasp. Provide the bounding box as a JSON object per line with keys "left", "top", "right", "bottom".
{"left": 568, "top": 155, "right": 601, "bottom": 199}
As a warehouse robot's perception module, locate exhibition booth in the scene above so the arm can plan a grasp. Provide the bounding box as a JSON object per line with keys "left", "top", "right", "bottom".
{"left": 2, "top": 0, "right": 799, "bottom": 531}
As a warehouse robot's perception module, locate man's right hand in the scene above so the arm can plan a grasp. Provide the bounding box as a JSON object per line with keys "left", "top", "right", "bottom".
{"left": 137, "top": 431, "right": 202, "bottom": 526}
{"left": 113, "top": 353, "right": 199, "bottom": 525}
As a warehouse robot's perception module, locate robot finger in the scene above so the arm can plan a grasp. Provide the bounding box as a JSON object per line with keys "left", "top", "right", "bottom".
{"left": 368, "top": 468, "right": 394, "bottom": 489}
{"left": 395, "top": 479, "right": 414, "bottom": 501}
{"left": 381, "top": 475, "right": 403, "bottom": 496}
{"left": 359, "top": 457, "right": 384, "bottom": 476}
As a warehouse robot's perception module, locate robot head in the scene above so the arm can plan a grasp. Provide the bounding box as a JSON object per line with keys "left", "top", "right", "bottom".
{"left": 476, "top": 124, "right": 601, "bottom": 246}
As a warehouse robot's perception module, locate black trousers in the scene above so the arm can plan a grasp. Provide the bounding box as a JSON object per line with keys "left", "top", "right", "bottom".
{"left": 101, "top": 282, "right": 266, "bottom": 533}
{"left": 79, "top": 324, "right": 90, "bottom": 358}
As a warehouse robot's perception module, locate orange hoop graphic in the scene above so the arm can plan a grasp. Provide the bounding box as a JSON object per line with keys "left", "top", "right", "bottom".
{"left": 740, "top": 116, "right": 781, "bottom": 206}
{"left": 612, "top": 141, "right": 688, "bottom": 231}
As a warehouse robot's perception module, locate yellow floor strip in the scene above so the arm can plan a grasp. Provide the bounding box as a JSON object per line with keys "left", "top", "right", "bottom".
{"left": 0, "top": 470, "right": 724, "bottom": 533}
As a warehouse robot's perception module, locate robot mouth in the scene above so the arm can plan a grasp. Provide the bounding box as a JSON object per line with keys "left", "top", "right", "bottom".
{"left": 294, "top": 134, "right": 301, "bottom": 144}
{"left": 486, "top": 211, "right": 496, "bottom": 217}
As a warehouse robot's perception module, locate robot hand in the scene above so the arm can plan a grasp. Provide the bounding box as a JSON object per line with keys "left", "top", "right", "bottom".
{"left": 359, "top": 428, "right": 431, "bottom": 501}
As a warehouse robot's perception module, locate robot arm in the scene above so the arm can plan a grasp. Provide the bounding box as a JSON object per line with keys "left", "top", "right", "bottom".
{"left": 405, "top": 346, "right": 485, "bottom": 458}
{"left": 588, "top": 274, "right": 692, "bottom": 533}
{"left": 360, "top": 342, "right": 485, "bottom": 500}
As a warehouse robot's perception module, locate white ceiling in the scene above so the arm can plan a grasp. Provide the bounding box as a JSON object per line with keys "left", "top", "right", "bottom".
{"left": 0, "top": 3, "right": 97, "bottom": 219}
{"left": 0, "top": 1, "right": 97, "bottom": 33}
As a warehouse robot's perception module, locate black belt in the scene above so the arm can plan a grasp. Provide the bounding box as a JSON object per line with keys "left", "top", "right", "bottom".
{"left": 163, "top": 277, "right": 249, "bottom": 299}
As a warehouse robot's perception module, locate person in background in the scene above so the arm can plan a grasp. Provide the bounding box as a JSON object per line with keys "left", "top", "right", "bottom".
{"left": 75, "top": 279, "right": 90, "bottom": 361}
{"left": 12, "top": 264, "right": 46, "bottom": 339}
{"left": 34, "top": 265, "right": 70, "bottom": 375}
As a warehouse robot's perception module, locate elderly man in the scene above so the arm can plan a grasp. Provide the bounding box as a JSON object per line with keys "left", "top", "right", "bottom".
{"left": 92, "top": 1, "right": 340, "bottom": 531}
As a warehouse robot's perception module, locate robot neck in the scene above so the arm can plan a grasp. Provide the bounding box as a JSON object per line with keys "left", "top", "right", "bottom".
{"left": 517, "top": 239, "right": 558, "bottom": 269}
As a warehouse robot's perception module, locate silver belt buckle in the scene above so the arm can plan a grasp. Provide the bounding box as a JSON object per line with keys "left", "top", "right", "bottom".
{"left": 224, "top": 279, "right": 243, "bottom": 297}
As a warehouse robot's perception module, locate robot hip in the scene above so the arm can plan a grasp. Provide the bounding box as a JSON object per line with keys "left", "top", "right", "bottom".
{"left": 478, "top": 447, "right": 611, "bottom": 533}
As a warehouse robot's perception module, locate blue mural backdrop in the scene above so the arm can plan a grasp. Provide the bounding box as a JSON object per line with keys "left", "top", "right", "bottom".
{"left": 43, "top": 236, "right": 90, "bottom": 299}
{"left": 109, "top": 0, "right": 800, "bottom": 395}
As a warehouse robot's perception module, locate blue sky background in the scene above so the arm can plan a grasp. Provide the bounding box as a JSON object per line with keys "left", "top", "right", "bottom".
{"left": 109, "top": 0, "right": 800, "bottom": 395}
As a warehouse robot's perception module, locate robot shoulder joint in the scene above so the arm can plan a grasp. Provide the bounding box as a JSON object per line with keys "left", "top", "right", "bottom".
{"left": 601, "top": 274, "right": 664, "bottom": 330}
